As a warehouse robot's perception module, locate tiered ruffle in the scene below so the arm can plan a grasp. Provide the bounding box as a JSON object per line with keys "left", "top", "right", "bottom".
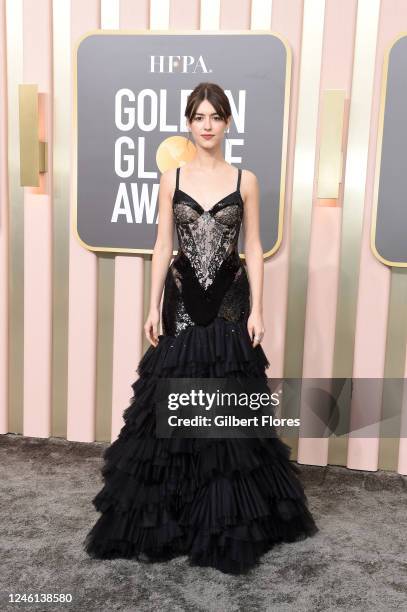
{"left": 83, "top": 317, "right": 318, "bottom": 574}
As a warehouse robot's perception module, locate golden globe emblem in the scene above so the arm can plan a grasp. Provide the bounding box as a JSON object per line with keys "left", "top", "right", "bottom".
{"left": 156, "top": 136, "right": 196, "bottom": 173}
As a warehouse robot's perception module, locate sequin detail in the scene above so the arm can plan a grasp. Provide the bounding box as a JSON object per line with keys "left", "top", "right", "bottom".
{"left": 162, "top": 168, "right": 250, "bottom": 337}
{"left": 174, "top": 201, "right": 241, "bottom": 290}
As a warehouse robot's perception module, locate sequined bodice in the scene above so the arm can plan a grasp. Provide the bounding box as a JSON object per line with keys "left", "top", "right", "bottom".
{"left": 173, "top": 189, "right": 243, "bottom": 290}
{"left": 162, "top": 166, "right": 251, "bottom": 336}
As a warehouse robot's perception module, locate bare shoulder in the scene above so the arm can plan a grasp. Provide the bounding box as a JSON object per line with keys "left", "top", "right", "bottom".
{"left": 160, "top": 167, "right": 177, "bottom": 193}
{"left": 240, "top": 168, "right": 259, "bottom": 202}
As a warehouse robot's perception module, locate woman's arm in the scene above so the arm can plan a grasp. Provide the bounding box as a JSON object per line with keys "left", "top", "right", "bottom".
{"left": 144, "top": 168, "right": 175, "bottom": 346}
{"left": 241, "top": 169, "right": 266, "bottom": 347}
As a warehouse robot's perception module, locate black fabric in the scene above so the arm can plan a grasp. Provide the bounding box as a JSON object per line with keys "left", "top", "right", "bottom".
{"left": 162, "top": 166, "right": 248, "bottom": 337}
{"left": 84, "top": 166, "right": 318, "bottom": 574}
{"left": 168, "top": 250, "right": 241, "bottom": 326}
{"left": 83, "top": 318, "right": 318, "bottom": 574}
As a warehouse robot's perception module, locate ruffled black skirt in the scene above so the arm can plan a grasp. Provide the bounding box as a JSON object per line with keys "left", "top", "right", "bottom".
{"left": 83, "top": 317, "right": 318, "bottom": 574}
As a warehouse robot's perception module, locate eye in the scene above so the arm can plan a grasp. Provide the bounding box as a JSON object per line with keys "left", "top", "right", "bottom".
{"left": 193, "top": 116, "right": 222, "bottom": 121}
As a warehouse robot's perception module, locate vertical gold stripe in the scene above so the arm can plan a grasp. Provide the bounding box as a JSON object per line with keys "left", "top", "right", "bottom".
{"left": 96, "top": 1, "right": 119, "bottom": 442}
{"left": 283, "top": 0, "right": 325, "bottom": 377}
{"left": 378, "top": 269, "right": 407, "bottom": 470}
{"left": 6, "top": 0, "right": 24, "bottom": 434}
{"left": 329, "top": 0, "right": 380, "bottom": 466}
{"left": 383, "top": 271, "right": 407, "bottom": 377}
{"left": 281, "top": 0, "right": 325, "bottom": 461}
{"left": 51, "top": 0, "right": 71, "bottom": 437}
{"left": 95, "top": 255, "right": 115, "bottom": 441}
{"left": 332, "top": 0, "right": 380, "bottom": 378}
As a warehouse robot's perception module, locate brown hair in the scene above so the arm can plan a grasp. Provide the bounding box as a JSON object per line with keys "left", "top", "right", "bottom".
{"left": 184, "top": 82, "right": 231, "bottom": 124}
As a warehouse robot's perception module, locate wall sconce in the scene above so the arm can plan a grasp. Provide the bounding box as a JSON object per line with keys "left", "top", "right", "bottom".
{"left": 316, "top": 90, "right": 345, "bottom": 202}
{"left": 18, "top": 84, "right": 47, "bottom": 187}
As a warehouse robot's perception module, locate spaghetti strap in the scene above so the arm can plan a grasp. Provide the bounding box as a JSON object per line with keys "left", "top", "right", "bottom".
{"left": 237, "top": 168, "right": 242, "bottom": 191}
{"left": 175, "top": 166, "right": 180, "bottom": 191}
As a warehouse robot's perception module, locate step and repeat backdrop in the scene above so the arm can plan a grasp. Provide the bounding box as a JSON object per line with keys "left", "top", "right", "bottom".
{"left": 75, "top": 31, "right": 288, "bottom": 257}
{"left": 1, "top": 0, "right": 407, "bottom": 475}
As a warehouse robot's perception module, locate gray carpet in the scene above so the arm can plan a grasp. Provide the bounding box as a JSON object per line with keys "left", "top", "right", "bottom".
{"left": 0, "top": 433, "right": 406, "bottom": 612}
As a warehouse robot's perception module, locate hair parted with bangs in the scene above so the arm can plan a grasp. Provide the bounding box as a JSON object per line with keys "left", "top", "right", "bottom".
{"left": 184, "top": 82, "right": 232, "bottom": 124}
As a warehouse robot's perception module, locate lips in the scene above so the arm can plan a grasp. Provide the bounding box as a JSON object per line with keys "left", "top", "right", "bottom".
{"left": 202, "top": 135, "right": 214, "bottom": 140}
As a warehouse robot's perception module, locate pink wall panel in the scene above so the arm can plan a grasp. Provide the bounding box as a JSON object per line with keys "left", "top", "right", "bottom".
{"left": 110, "top": 1, "right": 150, "bottom": 442}
{"left": 66, "top": 0, "right": 100, "bottom": 442}
{"left": 265, "top": 0, "right": 303, "bottom": 379}
{"left": 0, "top": 0, "right": 8, "bottom": 434}
{"left": 298, "top": 0, "right": 358, "bottom": 466}
{"left": 22, "top": 0, "right": 53, "bottom": 438}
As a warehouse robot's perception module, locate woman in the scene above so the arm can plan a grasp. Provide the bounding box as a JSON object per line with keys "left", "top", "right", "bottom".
{"left": 84, "top": 82, "right": 318, "bottom": 574}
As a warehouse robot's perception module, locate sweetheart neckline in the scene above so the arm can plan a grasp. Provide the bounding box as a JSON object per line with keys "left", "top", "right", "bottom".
{"left": 173, "top": 188, "right": 242, "bottom": 214}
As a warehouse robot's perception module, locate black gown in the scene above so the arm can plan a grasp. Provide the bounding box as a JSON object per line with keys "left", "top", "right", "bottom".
{"left": 83, "top": 166, "right": 318, "bottom": 574}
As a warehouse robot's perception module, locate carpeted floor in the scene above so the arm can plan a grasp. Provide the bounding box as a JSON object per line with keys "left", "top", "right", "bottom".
{"left": 0, "top": 433, "right": 406, "bottom": 612}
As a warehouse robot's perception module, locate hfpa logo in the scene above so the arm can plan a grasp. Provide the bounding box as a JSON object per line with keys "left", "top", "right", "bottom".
{"left": 150, "top": 55, "right": 212, "bottom": 73}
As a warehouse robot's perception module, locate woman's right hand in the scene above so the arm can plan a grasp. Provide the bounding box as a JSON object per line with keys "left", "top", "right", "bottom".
{"left": 144, "top": 308, "right": 160, "bottom": 347}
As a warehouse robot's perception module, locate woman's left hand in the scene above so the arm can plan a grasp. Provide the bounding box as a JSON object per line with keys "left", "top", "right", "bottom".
{"left": 247, "top": 310, "right": 265, "bottom": 348}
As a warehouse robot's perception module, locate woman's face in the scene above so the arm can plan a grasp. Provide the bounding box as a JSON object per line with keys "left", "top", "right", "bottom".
{"left": 187, "top": 99, "right": 230, "bottom": 149}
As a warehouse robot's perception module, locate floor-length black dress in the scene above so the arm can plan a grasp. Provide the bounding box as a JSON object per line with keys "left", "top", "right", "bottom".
{"left": 83, "top": 165, "right": 318, "bottom": 574}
